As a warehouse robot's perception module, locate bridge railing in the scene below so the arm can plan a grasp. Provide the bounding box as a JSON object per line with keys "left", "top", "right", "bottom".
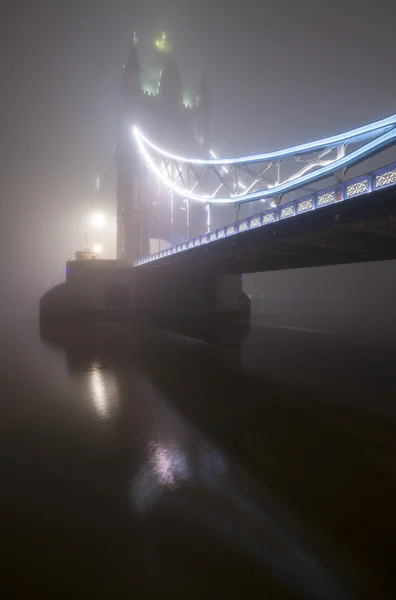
{"left": 136, "top": 162, "right": 396, "bottom": 266}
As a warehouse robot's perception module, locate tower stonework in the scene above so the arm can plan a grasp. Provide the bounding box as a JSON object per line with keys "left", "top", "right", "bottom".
{"left": 116, "top": 34, "right": 210, "bottom": 263}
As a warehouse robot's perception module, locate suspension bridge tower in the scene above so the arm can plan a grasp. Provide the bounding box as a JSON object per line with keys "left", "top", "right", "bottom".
{"left": 116, "top": 32, "right": 210, "bottom": 263}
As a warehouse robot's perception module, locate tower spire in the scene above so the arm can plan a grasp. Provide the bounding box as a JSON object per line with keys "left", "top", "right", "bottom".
{"left": 121, "top": 36, "right": 141, "bottom": 104}
{"left": 197, "top": 73, "right": 210, "bottom": 148}
{"left": 159, "top": 56, "right": 182, "bottom": 113}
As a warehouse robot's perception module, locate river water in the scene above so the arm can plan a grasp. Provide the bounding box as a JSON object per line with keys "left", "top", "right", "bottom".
{"left": 1, "top": 318, "right": 395, "bottom": 598}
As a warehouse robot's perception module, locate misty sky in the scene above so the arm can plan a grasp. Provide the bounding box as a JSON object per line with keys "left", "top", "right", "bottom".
{"left": 1, "top": 0, "right": 396, "bottom": 315}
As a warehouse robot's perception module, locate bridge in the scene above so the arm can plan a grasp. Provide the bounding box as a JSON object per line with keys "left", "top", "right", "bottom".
{"left": 40, "top": 37, "right": 396, "bottom": 323}
{"left": 127, "top": 114, "right": 396, "bottom": 323}
{"left": 134, "top": 114, "right": 396, "bottom": 269}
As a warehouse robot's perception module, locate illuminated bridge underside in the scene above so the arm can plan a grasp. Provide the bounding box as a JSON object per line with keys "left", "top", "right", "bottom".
{"left": 133, "top": 114, "right": 396, "bottom": 205}
{"left": 137, "top": 164, "right": 396, "bottom": 274}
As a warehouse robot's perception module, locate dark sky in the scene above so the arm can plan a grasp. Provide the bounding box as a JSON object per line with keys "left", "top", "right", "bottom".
{"left": 1, "top": 0, "right": 396, "bottom": 315}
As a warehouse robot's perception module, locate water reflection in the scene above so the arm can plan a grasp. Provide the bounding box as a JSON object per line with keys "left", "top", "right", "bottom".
{"left": 89, "top": 363, "right": 109, "bottom": 420}
{"left": 36, "top": 320, "right": 396, "bottom": 597}
{"left": 132, "top": 435, "right": 232, "bottom": 514}
{"left": 86, "top": 361, "right": 119, "bottom": 422}
{"left": 132, "top": 441, "right": 191, "bottom": 512}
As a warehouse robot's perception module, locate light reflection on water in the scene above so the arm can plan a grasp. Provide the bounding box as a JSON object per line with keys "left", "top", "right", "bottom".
{"left": 33, "top": 320, "right": 396, "bottom": 597}
{"left": 132, "top": 440, "right": 191, "bottom": 512}
{"left": 149, "top": 440, "right": 190, "bottom": 487}
{"left": 88, "top": 361, "right": 119, "bottom": 421}
{"left": 132, "top": 435, "right": 232, "bottom": 514}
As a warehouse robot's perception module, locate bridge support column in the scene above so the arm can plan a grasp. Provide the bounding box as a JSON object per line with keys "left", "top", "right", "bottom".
{"left": 132, "top": 268, "right": 250, "bottom": 327}
{"left": 215, "top": 275, "right": 250, "bottom": 320}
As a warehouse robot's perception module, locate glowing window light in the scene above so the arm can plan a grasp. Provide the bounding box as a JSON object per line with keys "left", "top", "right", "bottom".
{"left": 201, "top": 236, "right": 209, "bottom": 244}
{"left": 182, "top": 244, "right": 188, "bottom": 251}
{"left": 142, "top": 80, "right": 157, "bottom": 96}
{"left": 210, "top": 233, "right": 217, "bottom": 242}
{"left": 346, "top": 180, "right": 369, "bottom": 197}
{"left": 188, "top": 241, "right": 194, "bottom": 249}
{"left": 226, "top": 225, "right": 236, "bottom": 236}
{"left": 194, "top": 239, "right": 200, "bottom": 247}
{"left": 217, "top": 229, "right": 226, "bottom": 238}
{"left": 238, "top": 221, "right": 248, "bottom": 232}
{"left": 183, "top": 93, "right": 195, "bottom": 109}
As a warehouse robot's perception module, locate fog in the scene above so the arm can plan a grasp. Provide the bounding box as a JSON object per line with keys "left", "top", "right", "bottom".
{"left": 1, "top": 0, "right": 395, "bottom": 317}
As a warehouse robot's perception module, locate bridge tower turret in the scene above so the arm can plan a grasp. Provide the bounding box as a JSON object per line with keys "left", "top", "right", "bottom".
{"left": 116, "top": 32, "right": 210, "bottom": 263}
{"left": 196, "top": 74, "right": 210, "bottom": 150}
{"left": 116, "top": 37, "right": 149, "bottom": 262}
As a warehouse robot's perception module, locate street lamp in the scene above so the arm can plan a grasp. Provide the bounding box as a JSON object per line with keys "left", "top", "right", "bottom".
{"left": 93, "top": 244, "right": 103, "bottom": 255}
{"left": 91, "top": 213, "right": 106, "bottom": 229}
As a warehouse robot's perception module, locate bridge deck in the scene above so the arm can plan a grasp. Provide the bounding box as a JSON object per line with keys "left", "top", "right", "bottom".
{"left": 138, "top": 184, "right": 396, "bottom": 275}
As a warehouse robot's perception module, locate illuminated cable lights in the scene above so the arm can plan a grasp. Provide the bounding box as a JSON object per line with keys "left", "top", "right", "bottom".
{"left": 134, "top": 114, "right": 396, "bottom": 166}
{"left": 132, "top": 116, "right": 396, "bottom": 205}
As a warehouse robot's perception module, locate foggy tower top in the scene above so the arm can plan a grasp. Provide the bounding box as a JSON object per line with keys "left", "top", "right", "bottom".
{"left": 116, "top": 32, "right": 211, "bottom": 263}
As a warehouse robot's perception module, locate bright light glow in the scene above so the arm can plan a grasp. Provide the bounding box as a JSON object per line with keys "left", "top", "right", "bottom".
{"left": 154, "top": 32, "right": 172, "bottom": 54}
{"left": 156, "top": 70, "right": 162, "bottom": 95}
{"left": 131, "top": 441, "right": 190, "bottom": 512}
{"left": 183, "top": 93, "right": 194, "bottom": 109}
{"left": 134, "top": 125, "right": 396, "bottom": 205}
{"left": 90, "top": 365, "right": 109, "bottom": 420}
{"left": 135, "top": 114, "right": 396, "bottom": 166}
{"left": 91, "top": 213, "right": 106, "bottom": 229}
{"left": 134, "top": 108, "right": 396, "bottom": 207}
{"left": 93, "top": 244, "right": 103, "bottom": 254}
{"left": 142, "top": 82, "right": 157, "bottom": 96}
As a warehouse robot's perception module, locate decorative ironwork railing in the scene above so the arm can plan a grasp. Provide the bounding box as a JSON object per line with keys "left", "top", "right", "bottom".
{"left": 136, "top": 161, "right": 396, "bottom": 265}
